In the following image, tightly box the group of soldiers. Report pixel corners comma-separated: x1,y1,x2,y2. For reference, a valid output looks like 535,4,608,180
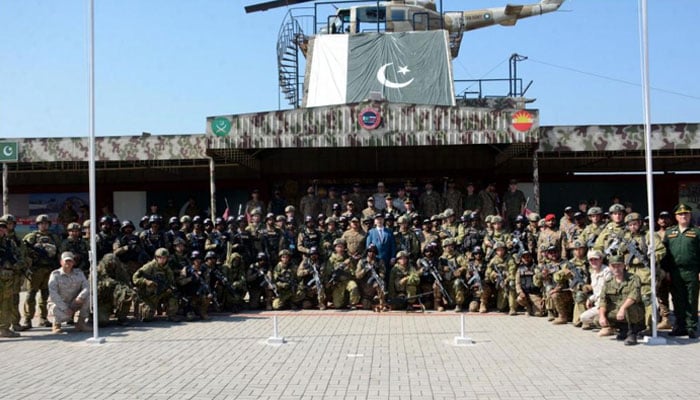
0,182,697,346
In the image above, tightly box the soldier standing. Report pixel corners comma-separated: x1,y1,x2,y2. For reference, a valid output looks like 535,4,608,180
244,189,265,220
579,207,604,248
593,203,626,253
341,216,366,260
502,179,526,228
22,214,60,329
467,246,488,312
247,252,274,310
96,216,116,262
113,220,146,276
60,222,90,277
486,242,517,315
2,215,28,333
299,186,320,220
419,183,442,218
536,214,564,263
567,241,591,326
463,182,481,217
0,218,23,337
478,182,499,223
662,203,700,338
297,216,321,260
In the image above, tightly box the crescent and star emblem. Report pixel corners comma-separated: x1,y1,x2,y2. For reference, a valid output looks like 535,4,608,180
376,63,414,89
2,145,13,157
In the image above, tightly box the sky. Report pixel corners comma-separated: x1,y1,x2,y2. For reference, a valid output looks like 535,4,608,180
1,0,698,138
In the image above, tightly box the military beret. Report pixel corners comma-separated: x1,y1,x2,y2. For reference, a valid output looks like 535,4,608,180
544,213,556,221
624,212,641,223
674,203,692,214
587,207,602,216
609,203,625,213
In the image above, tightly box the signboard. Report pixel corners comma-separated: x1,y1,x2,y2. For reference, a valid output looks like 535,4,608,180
0,142,18,162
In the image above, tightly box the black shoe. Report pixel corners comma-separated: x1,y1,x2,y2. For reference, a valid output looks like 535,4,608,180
669,327,687,337
615,331,626,341
624,334,638,346
688,330,697,339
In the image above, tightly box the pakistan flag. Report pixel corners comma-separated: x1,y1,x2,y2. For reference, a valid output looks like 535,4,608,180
304,30,455,107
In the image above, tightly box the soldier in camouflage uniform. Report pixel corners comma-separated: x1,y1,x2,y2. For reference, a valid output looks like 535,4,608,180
60,222,90,277
272,249,302,310
538,246,563,321
419,219,439,252
140,215,169,261
22,214,60,329
486,241,517,315
478,182,499,223
593,204,626,253
388,251,420,311
536,214,564,263
438,209,459,241
598,255,645,346
463,182,481,217
132,248,182,322
257,213,284,266
621,212,666,332
178,251,213,321
341,216,366,260
550,250,575,325
515,251,544,316
230,215,255,267
394,216,420,262
113,220,146,277
444,181,463,216
566,241,591,327
419,183,442,219
247,252,274,310
464,246,486,312
482,216,512,262
95,216,116,263
416,243,440,310
296,247,328,309
355,244,387,311
501,179,526,228
579,207,604,249
299,186,320,220
96,254,134,326
0,218,23,337
440,238,469,312
525,213,540,261
326,239,360,309
186,216,208,254
3,215,28,333
219,245,247,312
297,215,322,260
563,212,587,258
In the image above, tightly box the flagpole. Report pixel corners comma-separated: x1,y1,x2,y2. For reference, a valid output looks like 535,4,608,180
640,0,664,345
86,0,105,345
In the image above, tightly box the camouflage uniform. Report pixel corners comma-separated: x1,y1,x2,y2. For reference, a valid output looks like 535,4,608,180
272,250,303,310
59,223,90,276
0,225,23,337
466,250,488,312
593,204,626,253
326,242,360,309
355,247,387,311
132,249,181,322
393,218,421,262
296,250,328,309
3,216,28,333
96,254,135,325
485,244,517,314
220,252,247,311
416,247,440,310
515,253,544,316
438,239,468,312
567,244,591,326
550,257,576,325
22,215,60,328
388,251,420,310
599,256,645,345
247,255,274,310
340,221,366,259
419,188,442,220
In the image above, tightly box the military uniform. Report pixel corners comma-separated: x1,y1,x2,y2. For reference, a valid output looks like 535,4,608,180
326,245,360,309
663,203,700,337
4,219,27,333
60,223,90,276
355,251,387,311
485,246,517,314
419,188,443,219
341,224,366,259
550,257,576,324
96,254,135,325
0,223,23,337
272,250,303,310
388,251,420,310
296,251,328,309
132,249,181,322
567,250,591,326
247,255,274,310
22,215,60,328
220,252,247,311
515,254,544,316
599,257,645,345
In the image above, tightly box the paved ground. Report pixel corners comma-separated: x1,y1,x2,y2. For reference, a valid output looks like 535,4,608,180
1,309,698,400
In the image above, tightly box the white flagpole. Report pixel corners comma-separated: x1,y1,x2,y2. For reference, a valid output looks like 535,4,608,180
640,0,664,345
86,0,105,344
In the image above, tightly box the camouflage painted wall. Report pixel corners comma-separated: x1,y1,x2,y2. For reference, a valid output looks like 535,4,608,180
538,124,700,152
207,101,539,149
14,135,208,163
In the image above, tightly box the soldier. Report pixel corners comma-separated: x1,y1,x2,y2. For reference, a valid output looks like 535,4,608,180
510,215,529,262
567,240,591,327
383,194,401,220
132,248,182,322
559,206,576,243
297,215,321,260
361,197,378,221
579,250,611,330
341,216,366,260
502,179,526,227
186,216,208,254
416,242,440,310
580,206,604,249
22,214,60,329
598,255,645,345
96,254,134,326
525,213,540,260
538,246,563,321
257,213,283,265
387,251,419,310
218,245,247,312
463,182,481,217
459,213,484,257
57,200,79,231
662,203,700,338
419,183,442,220
549,248,575,325
593,203,626,253
394,216,420,262
355,244,387,311
621,212,666,332
464,246,487,312
247,252,274,310
0,218,23,337
486,241,517,315
419,219,439,252
230,215,255,266
321,217,343,254
2,214,28,333
478,182,499,222
393,187,409,214
164,217,185,253
179,215,193,235
246,209,264,254
563,212,587,258
372,182,388,211
483,216,512,262
244,189,265,220
296,247,327,309
515,251,544,316
47,252,90,334
94,216,115,263
178,251,214,321
439,208,459,241
113,220,146,277
341,200,356,221
444,180,463,216
440,238,469,312
326,239,359,309
205,217,229,265
299,186,320,220
536,214,564,263
655,210,674,330
268,249,298,310
59,222,90,277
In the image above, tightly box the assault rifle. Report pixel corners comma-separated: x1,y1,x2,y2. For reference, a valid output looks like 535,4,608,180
492,264,506,289
366,263,386,298
442,258,469,291
306,262,322,303
624,239,650,268
429,263,453,304
568,264,585,290
192,270,220,311
210,266,239,298
138,271,190,306
467,262,482,291
258,268,279,298
586,233,599,250
604,236,621,257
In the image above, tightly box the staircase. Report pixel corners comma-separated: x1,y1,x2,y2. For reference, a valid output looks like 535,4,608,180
277,11,309,108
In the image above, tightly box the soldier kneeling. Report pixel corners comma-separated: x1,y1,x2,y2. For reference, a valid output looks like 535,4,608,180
133,248,182,322
598,255,645,346
388,251,419,311
96,254,135,326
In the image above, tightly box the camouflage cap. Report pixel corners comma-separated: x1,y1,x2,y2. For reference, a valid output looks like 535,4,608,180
1,214,15,223
325,216,337,224
275,215,286,222
397,215,409,224
250,208,262,216
609,203,625,213
155,248,169,257
491,216,503,223
587,207,602,216
527,213,540,222
624,212,641,223
61,251,75,261
494,241,506,249
608,254,624,265
485,215,494,223
278,249,292,257
442,238,455,247
573,240,586,248
674,203,692,214
333,238,346,247
396,250,409,259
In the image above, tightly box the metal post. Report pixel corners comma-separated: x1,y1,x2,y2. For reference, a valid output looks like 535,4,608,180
2,163,8,214
86,0,104,345
532,149,540,213
208,156,216,218
639,0,665,345
453,314,473,345
267,315,286,345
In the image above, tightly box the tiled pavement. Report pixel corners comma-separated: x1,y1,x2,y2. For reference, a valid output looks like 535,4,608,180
1,310,698,400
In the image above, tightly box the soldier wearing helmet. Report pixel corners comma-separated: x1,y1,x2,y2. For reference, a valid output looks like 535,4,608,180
95,216,116,262
1,214,28,333
467,246,489,313
271,249,302,310
326,238,360,310
113,220,147,277
394,215,420,262
179,215,192,235
204,217,230,266
593,203,627,252
355,244,387,311
255,212,284,266
296,246,328,310
415,242,440,310
388,250,419,310
246,252,273,310
165,216,185,253
178,251,214,321
20,214,60,329
139,215,169,260
186,216,208,255
59,222,90,276
132,248,182,322
485,241,517,315
297,215,321,260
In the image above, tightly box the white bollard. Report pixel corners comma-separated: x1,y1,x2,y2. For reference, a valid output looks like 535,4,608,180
453,314,474,345
267,315,286,345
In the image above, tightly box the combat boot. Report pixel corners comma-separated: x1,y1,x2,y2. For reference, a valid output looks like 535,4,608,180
656,317,672,330
39,318,52,328
597,327,614,337
468,301,479,313
19,318,32,330
454,305,462,312
547,310,555,321
0,328,20,338
479,303,487,313
552,316,568,325
75,319,89,332
51,323,64,334
623,333,638,346
11,324,27,332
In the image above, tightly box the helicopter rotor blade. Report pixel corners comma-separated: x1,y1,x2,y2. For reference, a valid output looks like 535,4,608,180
245,0,316,13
